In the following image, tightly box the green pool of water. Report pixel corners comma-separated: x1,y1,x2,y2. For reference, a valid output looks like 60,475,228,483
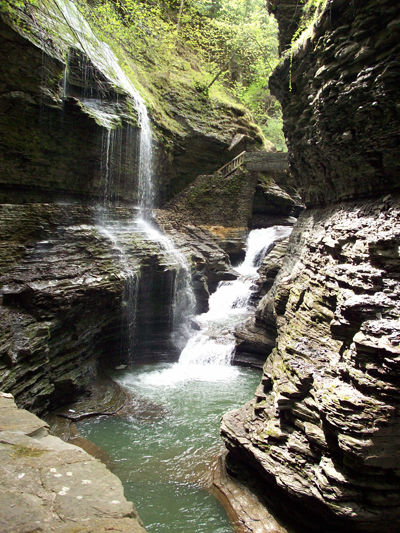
78,362,261,533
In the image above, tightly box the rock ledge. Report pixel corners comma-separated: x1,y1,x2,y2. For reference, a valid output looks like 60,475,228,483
0,391,146,533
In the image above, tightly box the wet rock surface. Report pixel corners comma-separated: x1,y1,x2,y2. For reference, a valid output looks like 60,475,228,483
162,166,300,267
268,0,400,206
210,453,292,533
0,391,147,533
155,209,237,313
0,204,188,414
252,177,303,229
222,194,400,532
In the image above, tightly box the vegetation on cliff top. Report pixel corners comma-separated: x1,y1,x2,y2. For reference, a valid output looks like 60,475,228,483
289,0,328,49
1,0,285,149
77,0,285,148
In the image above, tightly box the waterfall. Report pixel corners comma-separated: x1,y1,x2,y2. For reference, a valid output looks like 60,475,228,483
135,218,197,350
179,226,293,366
98,226,139,358
49,0,195,355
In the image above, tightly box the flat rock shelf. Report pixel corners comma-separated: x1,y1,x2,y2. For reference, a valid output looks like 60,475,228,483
0,392,146,533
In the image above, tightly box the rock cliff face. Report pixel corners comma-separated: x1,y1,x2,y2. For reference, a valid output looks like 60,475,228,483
0,0,260,413
0,204,192,413
222,1,400,531
0,1,262,206
270,0,400,206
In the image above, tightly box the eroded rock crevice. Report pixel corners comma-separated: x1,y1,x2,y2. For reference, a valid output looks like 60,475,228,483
222,190,400,532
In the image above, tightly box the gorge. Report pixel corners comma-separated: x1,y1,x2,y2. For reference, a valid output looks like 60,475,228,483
1,0,400,532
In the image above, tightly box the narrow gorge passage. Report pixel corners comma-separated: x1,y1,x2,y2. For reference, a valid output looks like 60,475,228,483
77,227,289,532
4,0,399,531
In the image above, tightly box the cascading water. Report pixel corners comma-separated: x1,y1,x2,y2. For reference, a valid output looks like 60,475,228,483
136,107,155,216
179,226,293,368
98,226,139,358
134,217,197,350
45,0,195,354
77,226,293,533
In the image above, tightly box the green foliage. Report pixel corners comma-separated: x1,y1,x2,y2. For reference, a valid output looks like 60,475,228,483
286,0,327,91
11,445,45,458
0,0,39,23
262,117,286,152
0,0,30,11
76,0,284,147
7,0,285,148
291,0,328,47
233,79,285,150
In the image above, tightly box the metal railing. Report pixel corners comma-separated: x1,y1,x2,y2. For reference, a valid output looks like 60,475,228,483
218,151,246,178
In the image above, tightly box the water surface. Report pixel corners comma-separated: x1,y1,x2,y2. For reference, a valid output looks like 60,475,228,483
78,362,261,532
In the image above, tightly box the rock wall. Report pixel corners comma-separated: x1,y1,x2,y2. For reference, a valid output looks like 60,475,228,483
223,194,400,532
0,0,258,412
221,1,400,531
0,1,262,206
0,204,188,413
269,0,400,206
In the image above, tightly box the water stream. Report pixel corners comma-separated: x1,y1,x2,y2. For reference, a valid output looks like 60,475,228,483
35,2,289,530
78,364,261,533
180,225,293,366
78,226,291,532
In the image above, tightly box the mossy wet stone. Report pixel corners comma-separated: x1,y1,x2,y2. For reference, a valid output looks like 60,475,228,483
165,167,258,230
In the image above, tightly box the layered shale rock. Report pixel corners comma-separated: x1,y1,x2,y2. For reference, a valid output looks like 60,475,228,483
252,176,303,229
222,1,400,531
269,0,400,206
164,165,301,265
222,194,400,532
0,0,262,206
0,205,192,414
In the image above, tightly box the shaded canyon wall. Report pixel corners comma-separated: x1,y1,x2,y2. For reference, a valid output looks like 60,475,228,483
0,0,262,412
222,1,400,531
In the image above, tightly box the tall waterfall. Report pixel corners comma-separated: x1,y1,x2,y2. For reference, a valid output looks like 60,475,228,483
50,0,195,355
179,226,293,366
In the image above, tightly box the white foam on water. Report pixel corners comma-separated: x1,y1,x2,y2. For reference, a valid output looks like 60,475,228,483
118,362,240,389
178,225,293,368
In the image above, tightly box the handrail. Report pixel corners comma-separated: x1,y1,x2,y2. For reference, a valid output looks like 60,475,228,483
218,151,246,178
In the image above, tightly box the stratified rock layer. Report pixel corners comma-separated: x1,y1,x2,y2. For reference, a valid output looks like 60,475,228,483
222,194,400,532
269,0,400,206
222,2,400,530
0,204,191,413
